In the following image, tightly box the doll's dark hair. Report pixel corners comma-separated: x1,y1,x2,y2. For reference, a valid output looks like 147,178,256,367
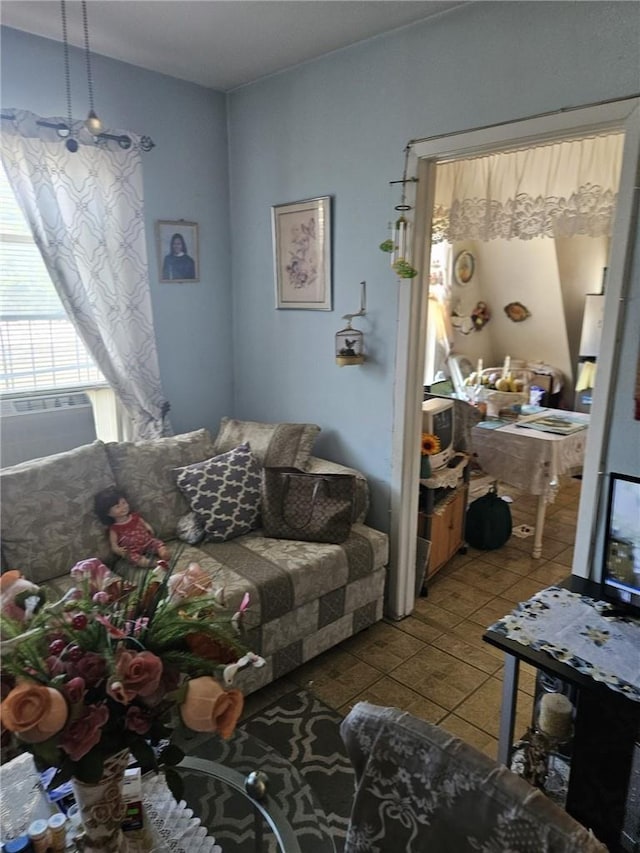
94,486,127,526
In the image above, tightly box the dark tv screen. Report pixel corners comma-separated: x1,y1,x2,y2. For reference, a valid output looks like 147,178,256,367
601,473,640,616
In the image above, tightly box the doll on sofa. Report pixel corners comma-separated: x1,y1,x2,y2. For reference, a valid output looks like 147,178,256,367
94,487,171,568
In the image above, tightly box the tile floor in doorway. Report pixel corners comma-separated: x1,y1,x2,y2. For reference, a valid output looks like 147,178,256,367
246,476,581,761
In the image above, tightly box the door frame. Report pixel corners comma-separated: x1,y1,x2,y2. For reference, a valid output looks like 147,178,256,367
387,97,640,620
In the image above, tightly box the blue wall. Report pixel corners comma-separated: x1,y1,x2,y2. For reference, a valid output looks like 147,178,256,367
227,1,640,528
2,1,639,533
0,26,234,436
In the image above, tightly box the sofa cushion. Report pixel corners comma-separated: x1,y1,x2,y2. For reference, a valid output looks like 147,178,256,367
105,429,218,540
213,418,320,469
0,442,114,583
175,444,262,542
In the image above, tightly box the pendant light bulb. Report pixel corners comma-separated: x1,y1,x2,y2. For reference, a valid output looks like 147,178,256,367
85,110,102,135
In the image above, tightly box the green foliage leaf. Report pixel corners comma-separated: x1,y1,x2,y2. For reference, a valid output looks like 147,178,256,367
392,259,418,278
164,767,184,803
72,752,105,784
128,738,157,774
159,743,184,767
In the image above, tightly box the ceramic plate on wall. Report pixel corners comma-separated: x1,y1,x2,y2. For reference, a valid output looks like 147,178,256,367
453,250,474,285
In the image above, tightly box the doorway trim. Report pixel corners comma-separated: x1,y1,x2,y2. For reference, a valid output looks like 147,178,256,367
388,97,640,620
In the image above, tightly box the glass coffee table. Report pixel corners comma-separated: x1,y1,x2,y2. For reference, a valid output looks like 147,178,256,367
0,730,337,853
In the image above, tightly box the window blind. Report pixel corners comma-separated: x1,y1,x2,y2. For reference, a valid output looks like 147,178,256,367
0,163,105,393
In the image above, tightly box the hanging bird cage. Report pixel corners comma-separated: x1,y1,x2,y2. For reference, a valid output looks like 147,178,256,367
335,321,364,367
335,281,366,366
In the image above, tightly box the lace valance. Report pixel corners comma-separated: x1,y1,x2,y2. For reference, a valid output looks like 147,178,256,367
433,133,624,242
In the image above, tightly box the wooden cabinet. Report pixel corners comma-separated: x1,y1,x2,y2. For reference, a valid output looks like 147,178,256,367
417,453,469,594
426,484,468,579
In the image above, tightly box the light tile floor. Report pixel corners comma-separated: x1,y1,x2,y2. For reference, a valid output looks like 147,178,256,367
246,476,581,761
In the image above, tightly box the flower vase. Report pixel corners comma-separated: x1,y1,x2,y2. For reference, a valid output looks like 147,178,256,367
72,749,130,853
420,455,432,479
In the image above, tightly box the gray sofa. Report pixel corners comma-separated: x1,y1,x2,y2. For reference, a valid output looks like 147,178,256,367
0,422,388,695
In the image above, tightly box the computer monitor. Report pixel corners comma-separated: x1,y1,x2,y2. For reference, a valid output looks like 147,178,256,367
601,472,640,617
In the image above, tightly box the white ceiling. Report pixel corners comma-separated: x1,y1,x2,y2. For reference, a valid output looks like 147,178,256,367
0,1,464,92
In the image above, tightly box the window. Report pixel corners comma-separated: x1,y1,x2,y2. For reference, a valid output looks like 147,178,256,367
0,162,105,393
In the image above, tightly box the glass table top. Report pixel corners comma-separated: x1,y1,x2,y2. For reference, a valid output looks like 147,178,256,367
176,727,337,853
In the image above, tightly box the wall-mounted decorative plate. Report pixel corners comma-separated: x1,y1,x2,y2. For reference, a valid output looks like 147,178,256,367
504,301,531,322
453,250,474,286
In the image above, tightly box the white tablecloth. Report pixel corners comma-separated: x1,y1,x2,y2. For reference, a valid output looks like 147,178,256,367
0,754,222,852
471,412,588,503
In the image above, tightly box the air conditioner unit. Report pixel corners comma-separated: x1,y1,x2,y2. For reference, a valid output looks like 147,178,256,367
0,392,97,468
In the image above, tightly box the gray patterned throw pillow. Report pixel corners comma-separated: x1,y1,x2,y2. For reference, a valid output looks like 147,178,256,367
174,443,261,542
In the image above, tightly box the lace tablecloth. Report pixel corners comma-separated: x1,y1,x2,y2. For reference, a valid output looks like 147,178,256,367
471,413,588,502
0,753,223,852
488,586,640,702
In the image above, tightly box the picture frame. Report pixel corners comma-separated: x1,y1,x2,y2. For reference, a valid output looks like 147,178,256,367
272,196,332,310
453,250,474,286
156,220,199,282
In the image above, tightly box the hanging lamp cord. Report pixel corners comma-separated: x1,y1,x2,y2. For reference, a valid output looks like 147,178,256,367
81,0,96,116
61,0,73,130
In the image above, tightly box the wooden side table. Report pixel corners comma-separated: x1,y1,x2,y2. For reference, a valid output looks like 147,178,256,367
418,453,470,593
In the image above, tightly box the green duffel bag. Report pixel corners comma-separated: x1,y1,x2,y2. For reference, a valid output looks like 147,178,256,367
465,484,512,550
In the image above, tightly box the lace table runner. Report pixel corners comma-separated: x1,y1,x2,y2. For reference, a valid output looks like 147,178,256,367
487,586,640,702
0,753,223,852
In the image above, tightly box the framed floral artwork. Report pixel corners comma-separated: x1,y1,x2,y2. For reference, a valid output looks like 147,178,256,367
272,196,332,310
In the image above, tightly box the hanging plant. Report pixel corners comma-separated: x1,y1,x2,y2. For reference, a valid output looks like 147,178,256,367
392,259,418,279
380,146,418,280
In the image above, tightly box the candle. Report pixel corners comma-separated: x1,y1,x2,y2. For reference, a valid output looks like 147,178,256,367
502,355,511,378
538,692,573,739
476,358,483,381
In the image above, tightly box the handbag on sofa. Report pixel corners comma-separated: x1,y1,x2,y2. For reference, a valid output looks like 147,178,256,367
262,467,355,543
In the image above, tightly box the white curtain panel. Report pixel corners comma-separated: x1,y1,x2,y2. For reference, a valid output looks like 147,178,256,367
0,110,171,439
433,132,624,242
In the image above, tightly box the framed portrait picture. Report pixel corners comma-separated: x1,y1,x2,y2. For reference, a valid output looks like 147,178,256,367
272,196,332,310
156,220,199,282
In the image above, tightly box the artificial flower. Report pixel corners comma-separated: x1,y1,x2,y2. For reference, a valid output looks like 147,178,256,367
111,648,163,700
168,562,213,602
0,546,255,796
59,704,109,761
0,571,46,627
421,432,441,456
125,704,153,735
0,682,68,742
179,676,243,737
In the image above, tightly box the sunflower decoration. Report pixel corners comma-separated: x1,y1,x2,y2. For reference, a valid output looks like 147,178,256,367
421,432,441,456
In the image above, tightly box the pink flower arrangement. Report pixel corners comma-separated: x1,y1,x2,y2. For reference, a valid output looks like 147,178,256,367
0,555,264,799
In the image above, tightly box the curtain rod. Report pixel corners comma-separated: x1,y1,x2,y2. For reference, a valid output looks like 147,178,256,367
0,112,155,152
405,93,640,150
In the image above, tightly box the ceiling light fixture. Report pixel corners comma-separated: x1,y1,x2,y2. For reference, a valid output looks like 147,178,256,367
61,0,103,151
81,0,102,135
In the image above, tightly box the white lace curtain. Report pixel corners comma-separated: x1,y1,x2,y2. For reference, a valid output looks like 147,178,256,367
1,110,171,439
432,132,624,242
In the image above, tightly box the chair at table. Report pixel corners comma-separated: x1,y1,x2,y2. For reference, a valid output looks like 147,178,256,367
340,702,606,853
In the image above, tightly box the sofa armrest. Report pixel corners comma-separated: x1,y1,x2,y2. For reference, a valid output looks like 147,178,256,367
305,456,369,523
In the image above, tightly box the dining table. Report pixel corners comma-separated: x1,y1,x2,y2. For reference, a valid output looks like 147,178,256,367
471,409,589,558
